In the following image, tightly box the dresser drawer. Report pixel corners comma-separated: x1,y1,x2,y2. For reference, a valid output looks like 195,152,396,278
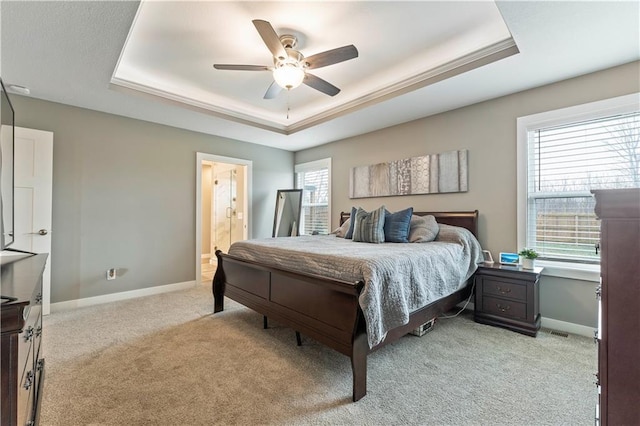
17,345,35,426
33,314,43,361
482,296,527,320
482,278,527,301
17,304,40,383
17,382,33,426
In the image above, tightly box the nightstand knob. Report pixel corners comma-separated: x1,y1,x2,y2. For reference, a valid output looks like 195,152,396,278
496,286,511,294
496,303,511,312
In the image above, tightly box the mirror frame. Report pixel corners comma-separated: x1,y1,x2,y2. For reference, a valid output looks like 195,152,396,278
272,189,303,237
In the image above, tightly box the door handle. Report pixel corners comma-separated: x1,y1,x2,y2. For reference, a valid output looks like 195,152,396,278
30,229,48,235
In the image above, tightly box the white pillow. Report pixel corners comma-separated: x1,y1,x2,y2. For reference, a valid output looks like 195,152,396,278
331,218,351,238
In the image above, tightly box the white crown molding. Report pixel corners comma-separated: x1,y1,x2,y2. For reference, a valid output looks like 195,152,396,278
110,38,519,136
289,38,519,134
109,78,288,134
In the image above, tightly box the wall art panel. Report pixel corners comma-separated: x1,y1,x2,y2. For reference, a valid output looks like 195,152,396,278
349,149,468,198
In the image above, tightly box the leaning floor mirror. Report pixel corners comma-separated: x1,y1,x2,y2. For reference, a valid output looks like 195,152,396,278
273,189,303,237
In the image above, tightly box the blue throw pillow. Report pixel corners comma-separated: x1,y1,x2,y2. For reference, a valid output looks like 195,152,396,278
352,206,386,243
345,206,358,239
384,207,414,243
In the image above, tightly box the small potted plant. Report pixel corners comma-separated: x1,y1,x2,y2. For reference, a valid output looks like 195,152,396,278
518,248,539,269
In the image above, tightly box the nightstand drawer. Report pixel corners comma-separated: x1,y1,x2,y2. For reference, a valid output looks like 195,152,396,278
482,296,527,320
482,278,527,301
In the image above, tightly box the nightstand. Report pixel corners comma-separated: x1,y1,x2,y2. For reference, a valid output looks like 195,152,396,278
473,263,543,337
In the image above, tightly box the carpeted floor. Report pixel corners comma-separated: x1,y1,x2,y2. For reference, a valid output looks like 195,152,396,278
41,284,597,425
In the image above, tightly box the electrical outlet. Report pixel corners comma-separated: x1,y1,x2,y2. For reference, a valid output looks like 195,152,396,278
106,268,117,280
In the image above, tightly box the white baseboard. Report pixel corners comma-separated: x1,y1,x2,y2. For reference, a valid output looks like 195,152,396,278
462,302,595,338
50,280,197,313
541,317,595,338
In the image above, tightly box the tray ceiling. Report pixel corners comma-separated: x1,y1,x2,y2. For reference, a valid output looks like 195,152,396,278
111,1,517,134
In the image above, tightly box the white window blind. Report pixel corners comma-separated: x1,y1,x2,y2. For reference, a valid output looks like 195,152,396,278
526,111,640,263
295,159,331,235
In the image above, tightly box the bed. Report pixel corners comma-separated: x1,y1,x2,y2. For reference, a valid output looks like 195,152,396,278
212,210,481,401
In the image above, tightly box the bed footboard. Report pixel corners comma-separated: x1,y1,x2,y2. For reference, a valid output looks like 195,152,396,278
213,253,473,402
213,250,369,401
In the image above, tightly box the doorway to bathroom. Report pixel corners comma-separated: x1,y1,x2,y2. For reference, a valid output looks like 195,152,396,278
196,153,252,285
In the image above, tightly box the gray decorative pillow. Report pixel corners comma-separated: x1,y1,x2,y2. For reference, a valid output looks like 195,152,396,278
332,218,351,238
435,223,467,243
409,215,439,243
352,206,386,243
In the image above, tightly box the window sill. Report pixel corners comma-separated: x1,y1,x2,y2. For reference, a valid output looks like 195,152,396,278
537,260,600,282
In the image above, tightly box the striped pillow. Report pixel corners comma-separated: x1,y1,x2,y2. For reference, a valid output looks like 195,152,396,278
352,206,386,243
344,206,358,239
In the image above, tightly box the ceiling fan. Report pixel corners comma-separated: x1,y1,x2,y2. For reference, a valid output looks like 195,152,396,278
214,19,358,99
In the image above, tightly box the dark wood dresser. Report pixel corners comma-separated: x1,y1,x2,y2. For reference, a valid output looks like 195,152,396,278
1,253,48,426
592,188,640,426
473,263,542,337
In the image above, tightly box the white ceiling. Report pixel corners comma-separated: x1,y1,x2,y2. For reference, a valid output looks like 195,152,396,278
1,1,639,152
112,1,516,133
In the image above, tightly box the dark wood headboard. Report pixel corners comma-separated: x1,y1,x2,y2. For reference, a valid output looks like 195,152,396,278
340,210,479,238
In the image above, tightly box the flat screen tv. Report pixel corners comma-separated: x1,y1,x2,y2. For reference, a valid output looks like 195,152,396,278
0,78,15,250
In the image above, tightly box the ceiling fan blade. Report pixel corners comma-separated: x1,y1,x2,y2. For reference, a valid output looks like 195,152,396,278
305,45,358,69
303,73,340,96
252,19,287,60
213,64,270,71
263,81,283,99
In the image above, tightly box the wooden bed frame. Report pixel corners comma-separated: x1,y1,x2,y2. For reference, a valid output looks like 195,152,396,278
212,210,479,401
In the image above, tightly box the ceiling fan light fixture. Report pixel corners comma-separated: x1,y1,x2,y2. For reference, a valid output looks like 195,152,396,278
213,20,357,98
273,62,305,90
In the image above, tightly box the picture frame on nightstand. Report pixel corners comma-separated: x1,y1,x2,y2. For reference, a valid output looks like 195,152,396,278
499,252,519,265
482,250,494,264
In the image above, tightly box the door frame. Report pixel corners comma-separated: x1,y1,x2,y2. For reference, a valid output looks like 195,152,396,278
195,152,252,285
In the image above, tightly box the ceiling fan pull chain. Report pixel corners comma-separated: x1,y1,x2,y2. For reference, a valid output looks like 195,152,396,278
287,90,291,120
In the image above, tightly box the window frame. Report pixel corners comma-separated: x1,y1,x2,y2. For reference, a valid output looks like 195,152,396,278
294,158,331,236
517,92,639,282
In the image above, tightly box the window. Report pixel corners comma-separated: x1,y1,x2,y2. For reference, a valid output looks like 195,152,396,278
517,93,639,277
295,158,331,235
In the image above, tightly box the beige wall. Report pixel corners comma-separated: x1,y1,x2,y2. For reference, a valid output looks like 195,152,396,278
295,60,640,328
12,96,294,304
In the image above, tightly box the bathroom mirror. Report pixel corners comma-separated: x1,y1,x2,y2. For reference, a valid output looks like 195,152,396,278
272,189,303,237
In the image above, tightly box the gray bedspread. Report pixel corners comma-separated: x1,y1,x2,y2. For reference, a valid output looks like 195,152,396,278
227,224,484,348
